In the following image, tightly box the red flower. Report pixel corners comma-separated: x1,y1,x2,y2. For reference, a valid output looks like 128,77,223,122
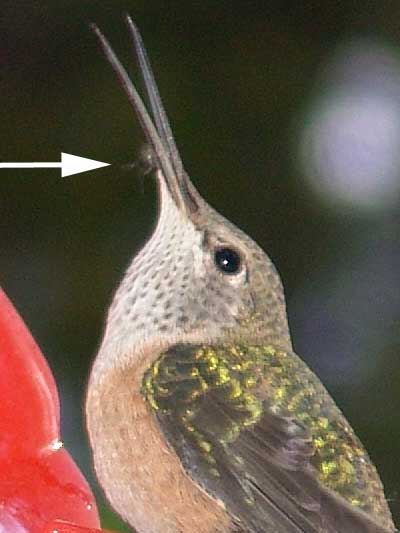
0,288,114,532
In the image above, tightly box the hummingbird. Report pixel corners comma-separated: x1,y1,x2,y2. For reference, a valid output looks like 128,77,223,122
86,17,395,533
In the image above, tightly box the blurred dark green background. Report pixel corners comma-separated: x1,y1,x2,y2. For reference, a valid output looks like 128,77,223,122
1,2,399,530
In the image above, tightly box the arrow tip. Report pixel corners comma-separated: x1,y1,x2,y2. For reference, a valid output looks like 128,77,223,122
61,152,110,177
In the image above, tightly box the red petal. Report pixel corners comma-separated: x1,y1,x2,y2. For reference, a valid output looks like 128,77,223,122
0,288,59,455
0,288,101,531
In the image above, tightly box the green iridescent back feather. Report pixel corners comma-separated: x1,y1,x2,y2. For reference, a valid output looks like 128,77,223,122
142,343,393,531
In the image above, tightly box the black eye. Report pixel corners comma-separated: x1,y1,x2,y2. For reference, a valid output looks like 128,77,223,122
214,247,242,274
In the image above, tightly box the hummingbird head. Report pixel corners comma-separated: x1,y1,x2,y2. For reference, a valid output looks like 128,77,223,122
93,17,291,367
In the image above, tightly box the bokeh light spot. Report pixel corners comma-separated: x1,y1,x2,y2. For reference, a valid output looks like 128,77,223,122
300,39,400,211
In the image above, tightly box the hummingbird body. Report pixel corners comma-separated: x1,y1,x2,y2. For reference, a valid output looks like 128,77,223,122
86,18,395,532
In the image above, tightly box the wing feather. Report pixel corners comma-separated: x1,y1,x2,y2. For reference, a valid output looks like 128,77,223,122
142,343,394,532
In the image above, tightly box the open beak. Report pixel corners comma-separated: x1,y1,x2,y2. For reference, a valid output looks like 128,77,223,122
91,16,199,215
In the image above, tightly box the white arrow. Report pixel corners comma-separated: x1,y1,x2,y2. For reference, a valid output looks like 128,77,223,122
0,152,110,178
